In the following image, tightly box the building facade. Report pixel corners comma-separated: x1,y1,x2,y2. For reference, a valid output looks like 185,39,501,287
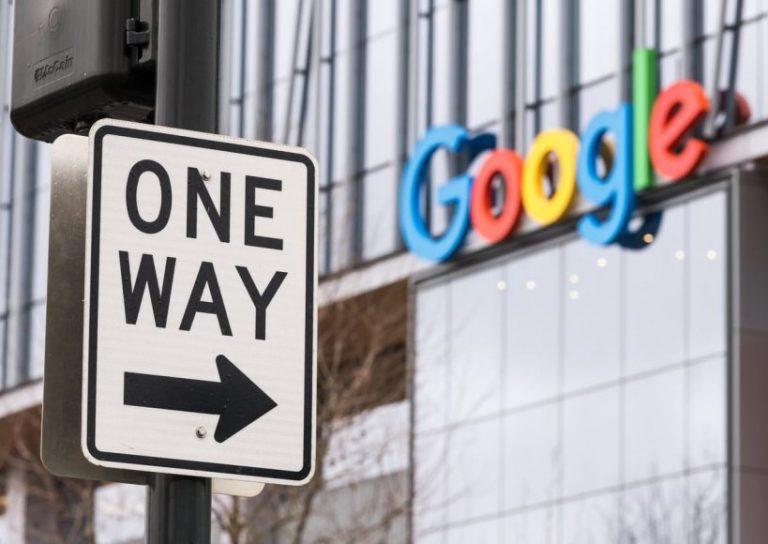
2,0,768,542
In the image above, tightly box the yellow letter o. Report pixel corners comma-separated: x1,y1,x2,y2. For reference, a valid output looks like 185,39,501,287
522,129,580,225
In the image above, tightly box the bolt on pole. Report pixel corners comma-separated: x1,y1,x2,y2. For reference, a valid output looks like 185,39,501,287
147,0,220,542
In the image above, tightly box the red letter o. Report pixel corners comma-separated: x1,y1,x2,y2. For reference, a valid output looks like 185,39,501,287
470,149,523,243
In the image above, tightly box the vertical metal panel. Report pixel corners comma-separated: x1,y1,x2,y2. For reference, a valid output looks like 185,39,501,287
240,0,259,139
235,0,248,138
447,0,468,127
533,0,542,132
707,0,728,135
217,0,233,136
0,132,16,389
514,0,527,151
394,0,410,250
346,0,366,264
634,0,646,47
256,0,276,140
6,137,36,385
681,0,702,80
224,0,245,137
322,0,337,274
501,0,516,148
295,1,315,147
619,0,635,103
282,0,308,143
724,0,745,131
559,0,577,129
407,0,422,150
726,167,768,544
0,0,12,121
395,0,411,169
311,0,323,151
0,0,15,389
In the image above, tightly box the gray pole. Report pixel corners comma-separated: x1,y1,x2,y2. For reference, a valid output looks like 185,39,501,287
147,0,220,542
154,0,220,131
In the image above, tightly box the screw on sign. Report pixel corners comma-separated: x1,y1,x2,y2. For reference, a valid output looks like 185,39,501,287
82,120,317,485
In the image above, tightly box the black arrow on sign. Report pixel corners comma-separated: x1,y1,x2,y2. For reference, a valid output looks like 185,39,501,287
123,354,277,443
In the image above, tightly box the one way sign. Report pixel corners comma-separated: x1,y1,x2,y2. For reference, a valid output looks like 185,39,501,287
81,120,317,485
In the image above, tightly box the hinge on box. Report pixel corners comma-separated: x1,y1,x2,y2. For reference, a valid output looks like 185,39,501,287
126,17,152,65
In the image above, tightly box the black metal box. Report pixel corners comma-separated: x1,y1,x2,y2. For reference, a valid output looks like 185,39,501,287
10,0,155,142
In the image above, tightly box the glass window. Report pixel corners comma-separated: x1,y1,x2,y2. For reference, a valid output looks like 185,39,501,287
624,205,686,375
332,52,351,183
274,0,302,81
624,368,686,483
240,3,258,141
503,404,559,509
505,506,558,543
28,303,45,380
687,468,726,542
224,0,244,137
540,0,561,99
524,0,538,102
330,182,351,271
688,358,727,468
659,51,684,89
448,266,504,424
578,79,620,132
561,493,620,543
467,0,503,128
505,249,560,408
688,192,727,359
0,317,5,388
414,432,450,536
271,79,291,145
367,2,399,37
316,62,333,185
415,10,432,137
579,0,618,83
415,285,450,435
622,476,686,541
562,388,621,497
334,0,352,55
660,1,683,52
364,33,397,169
319,190,329,275
413,189,729,542
362,167,398,260
563,242,621,392
31,187,49,303
447,419,502,523
0,209,10,310
733,20,768,124
738,0,768,22
446,517,501,544
431,5,452,125
524,0,562,142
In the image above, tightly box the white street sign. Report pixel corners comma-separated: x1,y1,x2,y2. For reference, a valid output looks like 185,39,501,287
81,120,317,485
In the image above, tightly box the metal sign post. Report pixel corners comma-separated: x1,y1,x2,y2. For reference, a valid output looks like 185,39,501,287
38,1,316,541
149,1,220,542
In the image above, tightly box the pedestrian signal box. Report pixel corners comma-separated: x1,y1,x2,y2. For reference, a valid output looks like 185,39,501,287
11,0,156,142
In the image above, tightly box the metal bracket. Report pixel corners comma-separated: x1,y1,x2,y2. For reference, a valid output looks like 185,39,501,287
126,17,151,65
126,0,157,67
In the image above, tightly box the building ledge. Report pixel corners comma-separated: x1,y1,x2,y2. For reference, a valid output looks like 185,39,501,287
0,380,43,421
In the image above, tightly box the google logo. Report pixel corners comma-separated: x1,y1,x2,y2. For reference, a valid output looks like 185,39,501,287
399,48,748,262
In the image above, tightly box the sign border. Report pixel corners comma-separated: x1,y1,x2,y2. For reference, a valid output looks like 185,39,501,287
83,122,316,482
